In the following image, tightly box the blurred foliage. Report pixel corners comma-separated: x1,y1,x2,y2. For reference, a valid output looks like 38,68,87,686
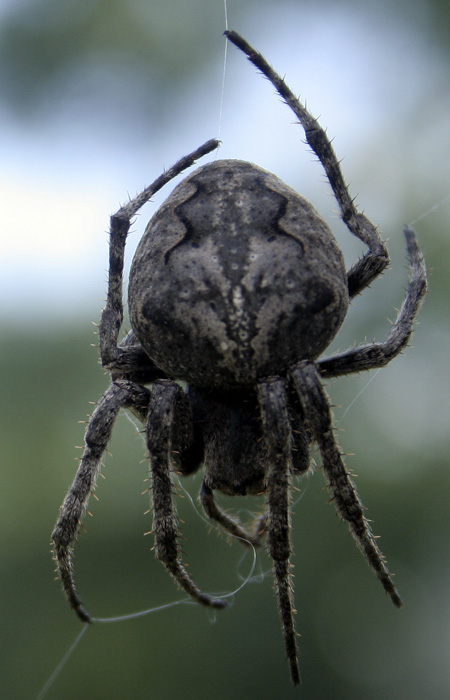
1,319,448,700
0,0,234,126
1,0,450,122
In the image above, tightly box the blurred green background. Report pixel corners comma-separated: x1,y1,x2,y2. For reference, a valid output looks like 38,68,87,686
1,1,449,698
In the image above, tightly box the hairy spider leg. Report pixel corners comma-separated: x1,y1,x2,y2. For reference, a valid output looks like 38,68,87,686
318,227,427,377
52,380,151,622
99,139,220,374
257,378,300,686
224,30,389,298
199,481,264,547
146,380,227,609
291,362,402,608
52,141,220,622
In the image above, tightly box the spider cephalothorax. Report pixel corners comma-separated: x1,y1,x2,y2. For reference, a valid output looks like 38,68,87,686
52,30,427,685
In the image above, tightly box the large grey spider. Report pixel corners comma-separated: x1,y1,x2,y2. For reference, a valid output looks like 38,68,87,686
52,30,427,685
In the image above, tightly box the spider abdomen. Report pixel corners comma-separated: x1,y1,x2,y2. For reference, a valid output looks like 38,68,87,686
128,160,348,387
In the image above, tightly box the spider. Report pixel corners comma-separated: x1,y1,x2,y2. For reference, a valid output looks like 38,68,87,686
52,30,427,685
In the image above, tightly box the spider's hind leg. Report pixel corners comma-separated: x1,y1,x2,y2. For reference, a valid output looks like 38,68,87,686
147,380,227,609
318,226,427,378
99,139,219,374
225,30,389,297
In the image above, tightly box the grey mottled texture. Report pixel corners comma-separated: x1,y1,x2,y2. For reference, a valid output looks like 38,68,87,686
129,160,348,388
52,32,427,687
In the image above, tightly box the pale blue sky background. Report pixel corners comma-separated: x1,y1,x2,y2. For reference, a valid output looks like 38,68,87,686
2,1,448,319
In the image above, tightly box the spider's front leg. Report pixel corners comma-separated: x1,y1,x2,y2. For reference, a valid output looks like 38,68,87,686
146,380,227,609
257,378,300,686
291,361,402,608
52,380,151,622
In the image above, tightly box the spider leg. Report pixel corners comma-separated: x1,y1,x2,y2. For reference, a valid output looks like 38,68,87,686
199,480,263,547
99,139,219,375
147,380,227,609
257,378,300,686
225,30,389,296
291,361,403,608
52,380,151,622
318,227,427,378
